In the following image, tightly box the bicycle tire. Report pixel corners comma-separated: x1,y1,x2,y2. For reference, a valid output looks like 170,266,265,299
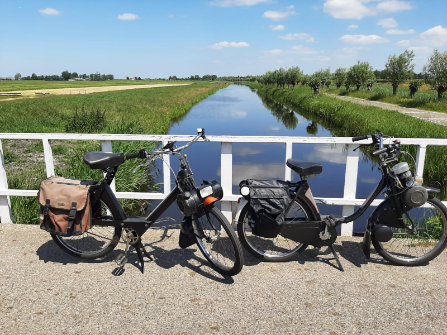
237,197,314,262
372,197,447,266
51,199,122,259
192,205,243,276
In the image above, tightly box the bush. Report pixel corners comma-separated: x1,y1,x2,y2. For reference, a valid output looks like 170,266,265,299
66,106,106,133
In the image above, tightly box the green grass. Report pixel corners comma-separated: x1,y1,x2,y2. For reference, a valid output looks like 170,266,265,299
0,79,191,92
248,82,447,190
2,81,229,223
326,83,447,113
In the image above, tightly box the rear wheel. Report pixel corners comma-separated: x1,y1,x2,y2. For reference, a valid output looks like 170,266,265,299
372,198,447,266
237,198,313,262
51,199,122,259
192,205,243,276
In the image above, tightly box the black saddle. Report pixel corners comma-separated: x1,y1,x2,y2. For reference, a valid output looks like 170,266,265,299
286,159,322,179
83,151,125,170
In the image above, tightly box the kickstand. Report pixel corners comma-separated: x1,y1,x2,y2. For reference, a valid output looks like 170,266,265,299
133,241,153,274
328,245,344,272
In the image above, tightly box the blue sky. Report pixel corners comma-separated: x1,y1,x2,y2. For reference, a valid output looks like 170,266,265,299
1,0,446,79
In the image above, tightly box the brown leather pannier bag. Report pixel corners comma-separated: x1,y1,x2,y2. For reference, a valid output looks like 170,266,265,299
38,176,96,236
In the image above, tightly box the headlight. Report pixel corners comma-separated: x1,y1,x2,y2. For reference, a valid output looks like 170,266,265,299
199,185,213,199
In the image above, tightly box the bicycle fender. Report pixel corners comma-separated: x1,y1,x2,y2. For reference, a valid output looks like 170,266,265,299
369,198,405,228
232,198,248,226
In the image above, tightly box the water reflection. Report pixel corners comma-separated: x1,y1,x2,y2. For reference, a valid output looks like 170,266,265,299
260,96,298,130
306,121,318,135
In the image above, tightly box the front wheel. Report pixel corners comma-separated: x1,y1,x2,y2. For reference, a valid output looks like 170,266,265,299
192,205,243,276
237,198,314,262
372,197,447,266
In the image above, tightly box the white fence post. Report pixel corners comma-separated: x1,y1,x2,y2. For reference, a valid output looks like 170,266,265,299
415,145,426,179
162,140,171,195
0,140,13,223
42,138,55,178
285,141,292,181
101,140,116,192
221,142,233,222
341,144,360,236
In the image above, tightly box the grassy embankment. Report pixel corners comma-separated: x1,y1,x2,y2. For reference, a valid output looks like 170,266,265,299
1,82,229,223
0,80,191,92
247,82,447,192
325,83,447,113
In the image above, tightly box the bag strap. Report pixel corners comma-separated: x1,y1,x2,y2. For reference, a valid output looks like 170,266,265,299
43,199,50,216
66,202,77,231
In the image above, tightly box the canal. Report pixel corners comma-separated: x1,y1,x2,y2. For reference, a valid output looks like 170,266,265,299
149,84,383,233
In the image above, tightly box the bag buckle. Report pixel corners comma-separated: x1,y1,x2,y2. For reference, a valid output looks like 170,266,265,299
66,202,77,230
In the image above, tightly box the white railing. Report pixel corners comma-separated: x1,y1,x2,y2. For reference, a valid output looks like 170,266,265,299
0,133,445,236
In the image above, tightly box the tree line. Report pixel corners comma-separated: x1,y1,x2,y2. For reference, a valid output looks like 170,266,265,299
15,71,114,81
256,49,447,101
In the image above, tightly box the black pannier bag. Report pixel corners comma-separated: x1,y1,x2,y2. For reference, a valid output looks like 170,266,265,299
240,179,292,238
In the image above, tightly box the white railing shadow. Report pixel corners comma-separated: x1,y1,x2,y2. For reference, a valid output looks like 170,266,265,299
0,133,444,236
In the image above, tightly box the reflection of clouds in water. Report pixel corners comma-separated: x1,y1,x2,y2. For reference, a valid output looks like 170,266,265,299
233,147,263,156
269,126,280,131
360,178,377,184
230,111,248,119
217,163,285,185
304,144,346,164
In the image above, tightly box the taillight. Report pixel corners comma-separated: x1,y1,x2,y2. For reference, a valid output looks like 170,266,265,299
237,197,241,203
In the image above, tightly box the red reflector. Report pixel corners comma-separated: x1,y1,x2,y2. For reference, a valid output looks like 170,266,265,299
237,197,241,203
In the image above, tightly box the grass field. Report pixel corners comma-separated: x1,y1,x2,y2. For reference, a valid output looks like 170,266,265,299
248,82,447,192
325,83,447,113
1,81,229,223
0,79,191,92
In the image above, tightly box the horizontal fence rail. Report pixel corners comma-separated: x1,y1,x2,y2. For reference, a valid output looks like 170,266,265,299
1,133,446,236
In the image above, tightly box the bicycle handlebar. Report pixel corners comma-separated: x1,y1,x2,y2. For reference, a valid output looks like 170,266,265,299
372,147,388,156
352,135,368,142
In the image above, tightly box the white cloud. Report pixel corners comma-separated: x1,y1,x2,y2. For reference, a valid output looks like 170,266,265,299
217,163,285,184
208,41,249,49
323,0,412,19
209,0,269,6
269,126,280,131
117,13,139,20
376,0,413,12
385,29,416,35
305,144,346,164
269,25,285,31
168,14,174,18
291,45,324,54
300,56,331,61
332,46,367,59
339,34,389,44
212,60,222,63
279,33,315,43
377,18,398,28
396,39,410,46
263,49,284,55
348,24,359,29
407,46,434,54
262,8,296,21
323,0,373,19
419,25,447,47
38,8,59,16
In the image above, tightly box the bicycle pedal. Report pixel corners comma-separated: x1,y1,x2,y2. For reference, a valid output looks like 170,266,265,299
115,253,128,267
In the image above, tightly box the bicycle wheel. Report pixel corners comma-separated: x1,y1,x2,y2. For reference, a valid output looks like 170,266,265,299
372,198,447,266
192,205,243,276
51,199,122,259
237,198,314,262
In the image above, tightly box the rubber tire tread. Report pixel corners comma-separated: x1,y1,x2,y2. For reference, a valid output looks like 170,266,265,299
237,197,314,262
194,205,244,276
372,197,447,266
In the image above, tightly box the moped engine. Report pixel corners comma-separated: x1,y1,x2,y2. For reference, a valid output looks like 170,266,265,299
391,162,428,208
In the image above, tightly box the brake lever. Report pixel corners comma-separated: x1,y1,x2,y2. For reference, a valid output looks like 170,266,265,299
353,143,370,152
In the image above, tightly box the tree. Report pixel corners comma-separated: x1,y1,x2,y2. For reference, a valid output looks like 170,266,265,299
385,50,415,95
61,70,71,80
301,74,310,86
347,61,374,90
126,76,129,80
276,68,286,88
71,72,79,79
409,79,423,97
334,68,347,88
138,77,141,80
314,68,331,88
309,76,321,94
422,49,447,101
287,66,302,89
14,73,21,80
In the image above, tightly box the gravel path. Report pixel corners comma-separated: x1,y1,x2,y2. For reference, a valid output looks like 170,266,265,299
326,93,447,126
1,223,446,335
0,84,189,101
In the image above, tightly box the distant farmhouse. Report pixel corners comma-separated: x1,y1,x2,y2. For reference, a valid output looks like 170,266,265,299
0,77,13,81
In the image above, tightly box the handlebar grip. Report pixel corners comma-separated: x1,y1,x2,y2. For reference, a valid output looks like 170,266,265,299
352,135,368,142
372,147,388,156
125,149,146,160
